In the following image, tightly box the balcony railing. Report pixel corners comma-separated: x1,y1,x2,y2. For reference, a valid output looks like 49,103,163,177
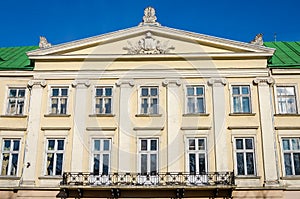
61,172,234,187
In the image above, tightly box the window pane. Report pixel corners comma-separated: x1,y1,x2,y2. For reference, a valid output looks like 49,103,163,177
199,154,206,173
11,154,18,175
197,98,204,113
293,153,300,175
242,86,249,94
141,99,148,114
56,153,63,175
236,139,243,149
61,89,68,96
187,87,194,96
103,154,109,175
292,139,300,150
232,87,240,95
106,88,112,96
245,139,253,149
94,140,100,151
48,140,55,150
105,98,112,113
150,88,157,96
4,140,11,151
57,140,64,150
93,154,100,174
47,153,54,175
103,140,110,151
284,153,292,175
18,89,25,97
151,98,158,114
13,140,20,151
187,98,195,113
198,139,205,150
52,89,59,96
196,87,203,95
150,154,157,173
285,87,295,95
150,140,157,151
141,140,147,151
242,97,250,113
96,88,103,96
141,154,147,174
141,88,148,96
9,89,17,97
283,139,290,150
233,96,241,113
237,153,245,175
189,153,196,173
1,154,9,175
189,139,195,150
246,153,255,175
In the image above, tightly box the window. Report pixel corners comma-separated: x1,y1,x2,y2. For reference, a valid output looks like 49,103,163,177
139,139,158,174
234,138,256,175
187,138,207,174
6,88,25,115
92,139,111,175
186,86,205,114
282,138,300,175
140,87,159,114
232,85,251,113
276,86,297,114
0,139,20,176
95,87,112,114
45,139,65,176
50,87,68,114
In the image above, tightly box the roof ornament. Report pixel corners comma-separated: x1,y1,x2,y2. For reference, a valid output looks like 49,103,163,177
250,33,263,46
39,36,52,49
123,32,175,54
139,7,161,26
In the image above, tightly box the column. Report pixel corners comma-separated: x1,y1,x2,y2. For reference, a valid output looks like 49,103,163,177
71,80,90,172
208,78,229,172
254,77,279,185
163,79,182,172
22,80,46,186
116,80,135,172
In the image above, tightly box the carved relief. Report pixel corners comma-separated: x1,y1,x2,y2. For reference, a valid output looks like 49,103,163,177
123,32,175,54
39,36,52,48
139,7,161,26
250,33,264,46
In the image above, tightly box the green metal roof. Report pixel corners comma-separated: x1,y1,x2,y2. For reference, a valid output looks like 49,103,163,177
264,41,300,68
0,46,38,70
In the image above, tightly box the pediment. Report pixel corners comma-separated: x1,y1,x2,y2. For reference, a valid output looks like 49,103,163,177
27,25,274,59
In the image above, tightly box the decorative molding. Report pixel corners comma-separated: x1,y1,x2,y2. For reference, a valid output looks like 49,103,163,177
89,114,115,117
207,78,227,86
0,115,27,118
228,126,259,130
229,113,256,116
44,114,71,117
133,127,164,131
0,127,27,131
27,80,47,88
182,113,210,117
181,126,211,130
123,32,175,54
39,36,52,49
41,127,71,131
72,79,90,88
116,80,135,87
162,79,181,87
253,77,274,85
135,114,162,117
86,127,117,131
139,7,161,26
275,126,300,130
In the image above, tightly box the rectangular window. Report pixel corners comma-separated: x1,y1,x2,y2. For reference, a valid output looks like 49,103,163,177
187,138,207,174
6,88,26,115
232,85,251,113
50,87,68,114
92,139,111,175
186,86,205,114
139,139,158,174
282,138,300,175
95,87,112,114
234,138,256,175
0,139,20,176
276,86,297,114
45,139,65,176
140,87,159,114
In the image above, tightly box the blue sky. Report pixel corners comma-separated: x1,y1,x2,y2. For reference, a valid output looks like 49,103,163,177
0,0,299,47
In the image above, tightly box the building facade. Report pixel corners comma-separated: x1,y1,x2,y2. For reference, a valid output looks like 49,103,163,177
0,7,300,199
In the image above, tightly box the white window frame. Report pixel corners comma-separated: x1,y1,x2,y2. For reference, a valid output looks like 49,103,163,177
185,85,206,114
5,87,26,115
138,86,159,115
90,138,111,175
185,137,207,173
48,86,70,115
281,137,300,176
274,85,299,114
233,137,256,176
230,85,252,113
44,138,65,176
93,86,113,114
0,139,21,176
137,138,159,174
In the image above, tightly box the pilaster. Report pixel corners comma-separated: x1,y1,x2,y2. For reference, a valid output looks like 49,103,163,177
21,80,46,186
208,78,228,172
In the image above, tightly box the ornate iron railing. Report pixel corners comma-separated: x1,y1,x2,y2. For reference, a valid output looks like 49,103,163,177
61,172,234,186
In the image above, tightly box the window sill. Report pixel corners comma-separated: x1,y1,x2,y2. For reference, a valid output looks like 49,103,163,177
0,115,27,118
89,114,115,117
135,114,162,117
38,176,63,180
274,114,300,117
183,113,209,117
281,176,300,180
44,114,71,117
0,176,21,180
235,176,260,179
229,113,256,116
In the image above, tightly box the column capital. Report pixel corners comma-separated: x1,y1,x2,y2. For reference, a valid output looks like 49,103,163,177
162,79,181,87
207,78,227,86
116,79,135,87
72,79,90,88
27,80,47,89
253,77,274,86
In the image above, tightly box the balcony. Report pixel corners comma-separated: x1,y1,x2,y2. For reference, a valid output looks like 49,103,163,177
58,172,235,198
